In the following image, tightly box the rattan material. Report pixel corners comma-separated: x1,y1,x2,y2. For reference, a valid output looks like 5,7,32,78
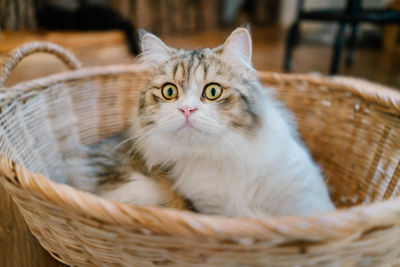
0,42,399,267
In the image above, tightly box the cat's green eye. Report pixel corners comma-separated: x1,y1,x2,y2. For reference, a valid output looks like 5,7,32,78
161,83,178,100
203,83,223,101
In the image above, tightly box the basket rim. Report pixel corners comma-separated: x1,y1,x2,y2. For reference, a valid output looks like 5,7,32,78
1,63,400,114
1,64,400,241
1,155,400,241
258,72,400,113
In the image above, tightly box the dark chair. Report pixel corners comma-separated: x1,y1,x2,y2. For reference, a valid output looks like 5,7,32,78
283,0,400,75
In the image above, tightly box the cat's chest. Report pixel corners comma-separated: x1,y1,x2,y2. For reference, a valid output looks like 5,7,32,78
171,163,257,211
175,166,235,193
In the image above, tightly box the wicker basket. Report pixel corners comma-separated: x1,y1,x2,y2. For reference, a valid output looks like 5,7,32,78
1,42,400,267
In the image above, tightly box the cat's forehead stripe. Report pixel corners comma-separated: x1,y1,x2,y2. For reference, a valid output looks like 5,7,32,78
172,61,186,81
203,63,209,80
188,51,200,77
180,62,186,79
170,51,209,91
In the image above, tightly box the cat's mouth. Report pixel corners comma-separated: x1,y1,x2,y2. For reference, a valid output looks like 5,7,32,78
176,119,209,134
179,120,197,130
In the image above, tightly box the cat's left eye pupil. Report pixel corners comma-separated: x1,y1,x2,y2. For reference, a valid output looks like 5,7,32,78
167,87,173,96
211,88,216,96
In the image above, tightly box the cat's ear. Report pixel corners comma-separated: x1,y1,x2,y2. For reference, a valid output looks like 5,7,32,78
218,27,254,72
139,30,171,66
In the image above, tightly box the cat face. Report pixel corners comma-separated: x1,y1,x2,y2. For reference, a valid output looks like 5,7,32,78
135,28,263,149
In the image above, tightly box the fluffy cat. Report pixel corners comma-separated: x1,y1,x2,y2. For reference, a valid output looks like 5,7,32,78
69,27,334,217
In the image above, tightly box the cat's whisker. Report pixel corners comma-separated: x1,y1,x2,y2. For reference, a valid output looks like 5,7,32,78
129,124,165,158
114,123,153,148
112,124,158,161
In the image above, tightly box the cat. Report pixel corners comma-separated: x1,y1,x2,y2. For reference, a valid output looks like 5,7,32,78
68,27,334,217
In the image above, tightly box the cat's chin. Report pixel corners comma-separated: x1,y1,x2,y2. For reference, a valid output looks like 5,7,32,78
178,120,197,130
171,120,210,135
161,126,218,147
174,128,208,141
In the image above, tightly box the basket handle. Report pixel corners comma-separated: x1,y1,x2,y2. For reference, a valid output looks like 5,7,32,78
0,41,82,88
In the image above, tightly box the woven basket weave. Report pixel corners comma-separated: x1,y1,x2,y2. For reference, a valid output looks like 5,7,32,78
1,42,400,267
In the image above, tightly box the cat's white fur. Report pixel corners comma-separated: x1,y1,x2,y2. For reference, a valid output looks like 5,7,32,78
99,172,165,205
131,28,334,217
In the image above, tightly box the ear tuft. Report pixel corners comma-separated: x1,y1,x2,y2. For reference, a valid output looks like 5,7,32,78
138,31,170,67
138,29,148,41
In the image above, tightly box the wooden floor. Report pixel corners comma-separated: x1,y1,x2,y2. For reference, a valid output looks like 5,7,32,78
0,26,399,267
1,26,399,88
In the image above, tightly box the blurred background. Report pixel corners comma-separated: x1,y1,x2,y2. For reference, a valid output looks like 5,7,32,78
0,0,399,88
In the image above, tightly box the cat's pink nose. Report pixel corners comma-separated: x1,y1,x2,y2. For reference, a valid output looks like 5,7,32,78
178,106,198,118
